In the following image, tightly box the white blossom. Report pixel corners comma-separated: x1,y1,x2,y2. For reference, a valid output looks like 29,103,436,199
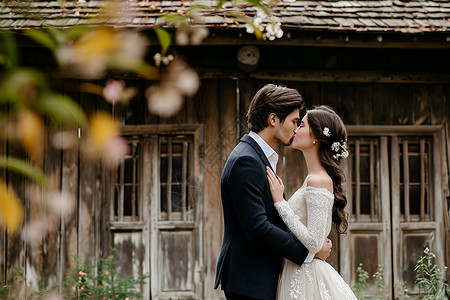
174,68,200,97
190,27,209,45
255,7,268,19
146,84,184,117
323,127,331,137
332,141,340,152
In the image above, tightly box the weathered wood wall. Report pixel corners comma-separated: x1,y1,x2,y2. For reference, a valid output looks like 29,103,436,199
1,41,449,299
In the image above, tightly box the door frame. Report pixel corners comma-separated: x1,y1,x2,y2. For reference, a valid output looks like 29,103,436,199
122,124,204,300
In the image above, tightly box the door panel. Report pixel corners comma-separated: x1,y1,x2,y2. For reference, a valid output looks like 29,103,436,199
159,231,194,292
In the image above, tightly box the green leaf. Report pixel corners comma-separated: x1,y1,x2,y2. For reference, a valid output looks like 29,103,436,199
25,29,57,52
216,0,228,8
0,32,18,66
244,0,263,7
35,93,87,128
155,28,171,55
57,0,66,8
0,156,47,186
188,3,210,11
66,25,88,41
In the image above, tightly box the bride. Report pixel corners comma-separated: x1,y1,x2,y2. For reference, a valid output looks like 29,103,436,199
266,106,357,300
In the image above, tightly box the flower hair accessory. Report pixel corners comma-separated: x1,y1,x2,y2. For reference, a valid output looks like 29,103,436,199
331,140,349,161
323,127,331,137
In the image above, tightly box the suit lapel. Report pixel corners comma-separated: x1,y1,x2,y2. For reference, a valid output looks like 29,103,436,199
240,134,276,174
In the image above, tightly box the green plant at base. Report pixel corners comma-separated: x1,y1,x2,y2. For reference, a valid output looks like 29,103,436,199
414,247,449,300
353,263,369,299
394,280,409,299
64,247,150,300
373,264,385,299
0,267,23,298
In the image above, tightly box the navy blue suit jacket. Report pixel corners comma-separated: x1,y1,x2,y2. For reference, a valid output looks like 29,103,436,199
214,134,309,300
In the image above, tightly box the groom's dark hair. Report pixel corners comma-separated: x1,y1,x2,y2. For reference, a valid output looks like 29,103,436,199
247,84,304,133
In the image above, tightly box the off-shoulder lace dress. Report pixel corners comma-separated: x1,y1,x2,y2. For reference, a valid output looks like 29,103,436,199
274,186,357,300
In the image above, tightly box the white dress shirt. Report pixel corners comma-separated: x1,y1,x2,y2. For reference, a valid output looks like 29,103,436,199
247,131,314,263
249,131,278,172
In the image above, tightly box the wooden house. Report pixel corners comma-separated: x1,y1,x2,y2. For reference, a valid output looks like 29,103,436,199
1,0,450,299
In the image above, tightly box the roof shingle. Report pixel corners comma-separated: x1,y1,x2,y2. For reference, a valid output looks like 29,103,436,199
1,0,449,33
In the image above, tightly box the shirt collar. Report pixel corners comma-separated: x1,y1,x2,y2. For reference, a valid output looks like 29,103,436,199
248,131,279,169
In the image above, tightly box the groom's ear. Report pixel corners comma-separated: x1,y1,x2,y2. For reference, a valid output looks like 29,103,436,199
268,113,278,127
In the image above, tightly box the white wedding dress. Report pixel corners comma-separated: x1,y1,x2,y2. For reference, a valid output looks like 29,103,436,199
274,186,357,300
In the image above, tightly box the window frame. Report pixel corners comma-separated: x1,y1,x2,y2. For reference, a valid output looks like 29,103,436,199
109,137,144,230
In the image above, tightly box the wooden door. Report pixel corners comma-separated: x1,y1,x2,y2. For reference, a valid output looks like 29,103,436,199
145,125,204,300
340,126,447,299
110,125,203,300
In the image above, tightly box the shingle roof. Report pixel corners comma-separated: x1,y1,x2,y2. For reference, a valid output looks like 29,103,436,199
1,0,450,34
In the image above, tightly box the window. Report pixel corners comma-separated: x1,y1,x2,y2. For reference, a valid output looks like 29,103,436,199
113,139,141,222
159,136,194,222
349,138,380,222
398,138,431,222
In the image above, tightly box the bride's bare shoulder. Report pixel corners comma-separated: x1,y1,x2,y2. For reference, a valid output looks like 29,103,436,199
306,174,333,194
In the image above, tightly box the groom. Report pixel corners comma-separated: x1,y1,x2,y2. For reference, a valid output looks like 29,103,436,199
214,84,332,300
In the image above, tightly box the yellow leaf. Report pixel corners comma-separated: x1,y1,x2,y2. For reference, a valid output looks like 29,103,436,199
89,111,119,150
74,28,118,62
0,181,24,234
17,110,44,161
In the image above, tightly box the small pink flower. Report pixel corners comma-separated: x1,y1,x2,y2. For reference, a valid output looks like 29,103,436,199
72,285,76,291
78,271,83,277
81,286,85,290
106,271,109,275
125,298,129,300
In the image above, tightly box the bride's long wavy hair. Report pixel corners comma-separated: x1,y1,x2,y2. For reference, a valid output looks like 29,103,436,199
306,106,349,234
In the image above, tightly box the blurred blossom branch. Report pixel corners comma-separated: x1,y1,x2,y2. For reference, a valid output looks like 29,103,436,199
0,0,280,241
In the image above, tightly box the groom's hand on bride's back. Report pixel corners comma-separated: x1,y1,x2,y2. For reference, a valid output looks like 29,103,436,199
314,238,332,261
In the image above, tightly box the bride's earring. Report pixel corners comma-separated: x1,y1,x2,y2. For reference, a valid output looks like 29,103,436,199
313,141,316,144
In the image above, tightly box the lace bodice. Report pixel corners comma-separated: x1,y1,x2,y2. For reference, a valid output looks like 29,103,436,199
274,186,334,253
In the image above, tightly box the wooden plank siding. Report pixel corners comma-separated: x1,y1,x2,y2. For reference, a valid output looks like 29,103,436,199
1,58,450,298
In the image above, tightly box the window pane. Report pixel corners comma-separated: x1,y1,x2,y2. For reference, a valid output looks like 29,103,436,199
359,155,370,183
172,185,182,213
400,186,405,215
172,156,183,183
409,155,420,182
114,186,119,218
124,159,133,183
161,143,168,154
112,140,140,221
124,185,132,216
159,137,192,221
173,143,183,154
352,184,356,214
161,185,167,213
360,185,371,215
399,151,404,181
410,186,420,215
160,157,168,183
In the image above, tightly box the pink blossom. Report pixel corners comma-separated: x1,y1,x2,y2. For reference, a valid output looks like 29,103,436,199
103,79,124,105
78,271,84,277
103,136,129,161
48,190,75,217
